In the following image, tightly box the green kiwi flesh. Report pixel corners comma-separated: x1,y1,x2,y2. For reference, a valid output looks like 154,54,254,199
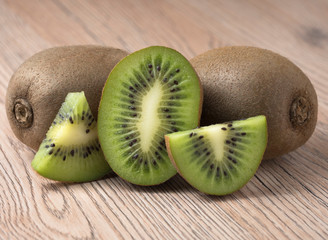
165,115,267,195
32,92,111,182
98,46,202,186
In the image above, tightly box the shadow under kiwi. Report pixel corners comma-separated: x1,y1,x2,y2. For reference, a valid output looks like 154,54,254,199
109,174,197,195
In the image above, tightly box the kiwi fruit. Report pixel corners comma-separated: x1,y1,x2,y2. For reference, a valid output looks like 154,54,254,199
165,115,267,195
190,46,318,160
32,91,111,182
6,45,128,151
98,46,202,186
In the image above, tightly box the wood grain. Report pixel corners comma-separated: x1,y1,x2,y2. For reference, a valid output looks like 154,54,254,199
1,0,327,239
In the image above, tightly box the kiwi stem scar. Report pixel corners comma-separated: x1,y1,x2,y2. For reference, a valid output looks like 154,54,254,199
136,80,163,152
13,98,33,128
206,125,228,161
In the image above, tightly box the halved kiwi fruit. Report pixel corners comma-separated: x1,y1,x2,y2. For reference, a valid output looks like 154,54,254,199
32,92,111,182
98,46,202,186
165,115,267,195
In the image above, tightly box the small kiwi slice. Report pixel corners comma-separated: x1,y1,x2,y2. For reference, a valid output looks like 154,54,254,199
98,46,202,186
32,92,111,182
165,115,267,195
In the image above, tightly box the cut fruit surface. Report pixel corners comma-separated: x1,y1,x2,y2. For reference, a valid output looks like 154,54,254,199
31,92,111,182
98,46,202,185
165,115,267,195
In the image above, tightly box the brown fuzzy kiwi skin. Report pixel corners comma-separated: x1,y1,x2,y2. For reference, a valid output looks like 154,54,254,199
5,45,128,150
190,46,318,160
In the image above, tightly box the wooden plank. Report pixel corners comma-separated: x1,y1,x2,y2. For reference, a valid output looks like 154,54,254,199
0,0,327,239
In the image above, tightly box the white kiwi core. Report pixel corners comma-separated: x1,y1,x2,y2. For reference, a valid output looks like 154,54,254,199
49,122,97,146
205,125,228,161
137,80,163,152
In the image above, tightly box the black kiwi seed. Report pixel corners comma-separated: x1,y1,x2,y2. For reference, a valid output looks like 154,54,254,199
152,160,157,165
171,121,176,125
69,117,73,124
231,138,237,142
203,148,208,152
157,66,161,71
88,119,94,126
166,115,171,119
70,150,74,157
133,154,138,159
172,127,178,132
174,80,179,85
229,149,234,154
49,150,53,155
50,143,55,147
158,146,163,151
241,132,247,136
86,129,90,133
228,123,233,127
163,108,169,112
163,78,168,83
87,147,91,155
148,64,152,68
170,89,176,92
231,128,235,130
189,133,193,137
226,140,231,144
129,94,134,98
224,171,227,176
221,127,227,130
206,152,210,156
62,156,66,161
199,136,204,139
210,164,214,170
45,145,49,148
176,69,180,73
129,106,136,110
129,86,136,92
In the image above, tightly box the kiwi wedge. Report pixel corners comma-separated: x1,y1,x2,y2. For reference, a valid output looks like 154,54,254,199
165,115,267,195
98,46,202,186
32,92,111,182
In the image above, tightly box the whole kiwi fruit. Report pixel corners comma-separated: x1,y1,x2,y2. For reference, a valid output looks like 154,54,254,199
190,46,318,160
6,45,128,150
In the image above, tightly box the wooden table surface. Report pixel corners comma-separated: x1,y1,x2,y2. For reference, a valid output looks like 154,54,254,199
1,0,327,239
